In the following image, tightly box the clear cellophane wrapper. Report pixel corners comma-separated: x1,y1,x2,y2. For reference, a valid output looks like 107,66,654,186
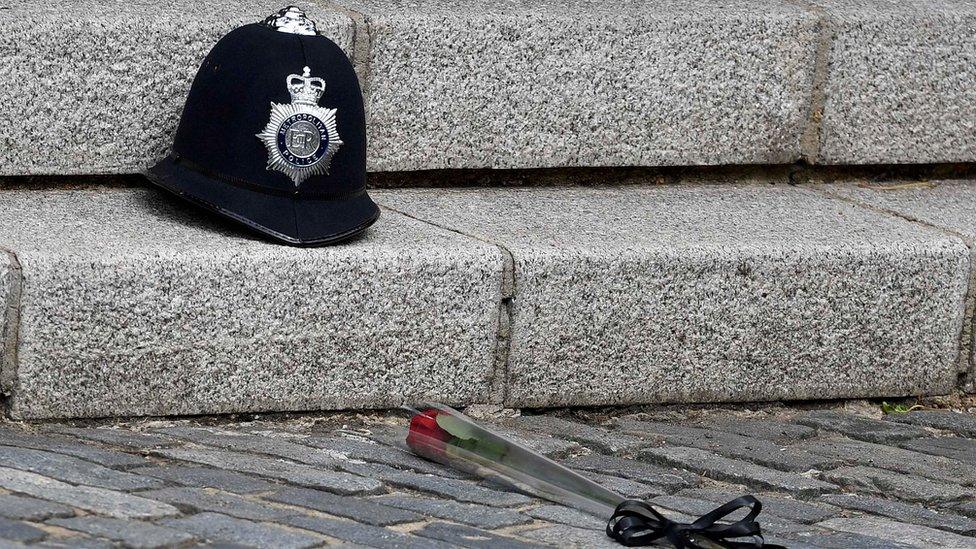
402,404,624,517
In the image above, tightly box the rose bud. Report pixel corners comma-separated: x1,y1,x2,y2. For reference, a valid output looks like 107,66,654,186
406,408,453,460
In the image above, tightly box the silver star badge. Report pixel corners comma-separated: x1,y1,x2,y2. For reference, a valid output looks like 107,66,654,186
257,66,343,187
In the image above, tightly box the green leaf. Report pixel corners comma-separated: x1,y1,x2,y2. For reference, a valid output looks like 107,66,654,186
881,401,921,414
435,413,510,462
435,412,480,441
447,436,507,462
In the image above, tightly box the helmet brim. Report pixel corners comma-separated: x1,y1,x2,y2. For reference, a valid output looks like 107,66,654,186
146,154,379,246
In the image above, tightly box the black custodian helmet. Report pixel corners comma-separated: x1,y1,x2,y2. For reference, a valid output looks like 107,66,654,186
147,6,378,245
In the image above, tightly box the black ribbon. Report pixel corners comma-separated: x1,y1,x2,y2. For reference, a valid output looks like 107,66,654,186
607,495,785,548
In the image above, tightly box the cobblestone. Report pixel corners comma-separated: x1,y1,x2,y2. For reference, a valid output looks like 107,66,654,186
33,538,116,549
49,428,175,450
562,454,701,492
792,437,976,486
154,448,383,495
0,494,74,521
0,517,46,543
508,416,645,455
817,516,976,548
373,494,531,528
132,466,277,494
162,512,322,548
280,515,447,549
676,489,840,524
820,466,974,504
340,462,533,507
699,419,817,443
0,467,179,519
0,429,148,469
617,420,836,472
955,501,976,519
521,524,618,548
475,426,583,458
0,407,971,548
580,471,663,500
795,410,932,443
783,530,917,549
886,410,976,438
640,447,835,497
140,488,293,521
650,495,811,537
524,504,606,530
46,517,194,548
154,427,340,467
821,493,976,536
900,436,976,465
651,494,742,518
414,522,544,548
300,436,471,478
559,454,698,493
0,446,161,491
267,487,422,526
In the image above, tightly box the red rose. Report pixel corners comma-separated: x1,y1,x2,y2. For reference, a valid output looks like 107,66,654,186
406,409,453,460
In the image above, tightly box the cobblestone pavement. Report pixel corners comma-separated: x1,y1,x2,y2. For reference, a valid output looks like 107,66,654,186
0,403,975,548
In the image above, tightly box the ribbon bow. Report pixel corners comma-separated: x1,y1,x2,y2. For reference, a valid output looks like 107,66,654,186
607,495,784,548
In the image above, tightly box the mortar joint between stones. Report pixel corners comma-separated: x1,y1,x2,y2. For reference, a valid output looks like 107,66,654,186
377,204,516,406
320,1,373,113
785,0,834,164
1,246,24,418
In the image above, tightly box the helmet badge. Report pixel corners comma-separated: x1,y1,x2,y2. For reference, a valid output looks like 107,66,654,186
257,66,343,187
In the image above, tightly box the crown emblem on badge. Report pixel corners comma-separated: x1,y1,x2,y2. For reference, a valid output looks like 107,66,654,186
288,68,326,104
257,66,343,187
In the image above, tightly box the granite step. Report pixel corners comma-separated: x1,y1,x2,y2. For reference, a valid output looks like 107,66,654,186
2,0,975,177
1,177,973,419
